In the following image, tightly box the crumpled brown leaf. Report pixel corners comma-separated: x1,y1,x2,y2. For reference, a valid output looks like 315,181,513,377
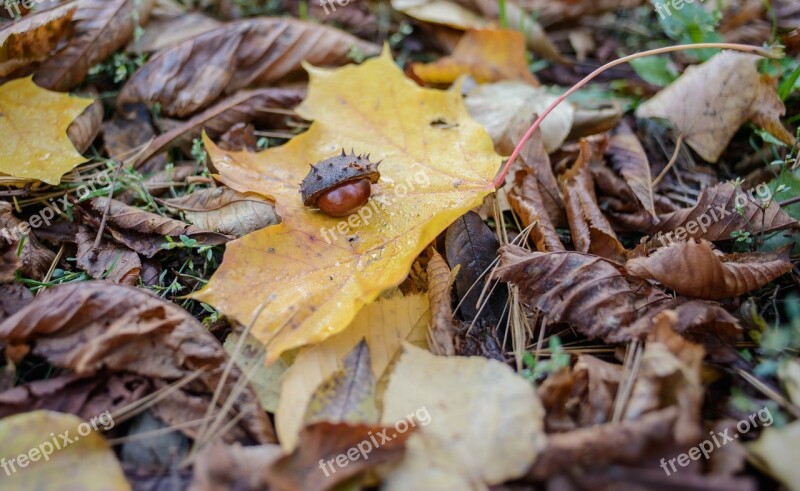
624,311,705,444
34,0,156,91
626,239,794,299
614,181,798,242
267,422,412,491
82,197,229,257
495,245,744,353
559,138,625,262
636,51,795,162
607,122,656,218
0,281,275,444
117,18,379,117
0,3,75,77
0,201,55,280
189,442,283,491
426,249,457,356
157,186,277,238
75,224,141,284
137,86,305,165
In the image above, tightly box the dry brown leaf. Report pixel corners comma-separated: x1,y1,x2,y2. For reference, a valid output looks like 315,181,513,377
0,283,32,323
0,3,76,77
267,422,412,491
117,18,379,117
524,0,647,26
84,197,230,257
412,28,539,85
646,182,797,244
494,244,674,343
67,96,103,153
607,122,656,217
626,239,794,299
636,51,795,162
529,407,678,479
0,281,275,444
426,249,457,356
133,9,222,53
138,87,305,165
34,0,156,91
190,442,283,491
158,187,277,237
0,201,55,280
0,238,20,282
75,225,140,284
559,139,626,261
624,311,705,444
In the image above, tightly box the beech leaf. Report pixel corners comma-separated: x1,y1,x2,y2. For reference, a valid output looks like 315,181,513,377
191,48,500,362
626,239,794,299
636,51,795,162
0,4,76,77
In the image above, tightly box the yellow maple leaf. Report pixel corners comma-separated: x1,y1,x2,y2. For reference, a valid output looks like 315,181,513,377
412,28,539,86
0,76,92,184
192,48,500,362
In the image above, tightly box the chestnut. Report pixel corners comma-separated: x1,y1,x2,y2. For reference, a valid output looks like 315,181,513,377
300,149,381,217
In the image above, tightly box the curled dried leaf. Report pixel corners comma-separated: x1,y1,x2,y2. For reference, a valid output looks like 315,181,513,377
626,239,794,299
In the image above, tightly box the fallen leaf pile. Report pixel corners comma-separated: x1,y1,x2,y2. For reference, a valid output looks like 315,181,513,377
1,1,799,490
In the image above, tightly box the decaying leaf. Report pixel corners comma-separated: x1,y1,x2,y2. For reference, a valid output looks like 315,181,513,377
267,422,412,491
0,4,76,77
117,18,379,117
34,0,156,91
607,122,656,217
138,87,305,165
223,331,288,413
624,311,705,444
640,182,797,244
67,97,103,153
426,249,457,356
190,442,283,491
192,49,500,361
276,292,429,450
0,281,275,444
75,225,141,284
465,80,574,154
304,340,378,426
158,186,278,237
0,410,129,491
0,201,56,280
626,239,794,299
0,77,93,183
636,51,795,162
559,139,625,261
380,344,546,490
412,28,539,86
83,197,230,257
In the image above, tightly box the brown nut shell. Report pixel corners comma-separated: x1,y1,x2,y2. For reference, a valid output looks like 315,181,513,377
300,149,380,207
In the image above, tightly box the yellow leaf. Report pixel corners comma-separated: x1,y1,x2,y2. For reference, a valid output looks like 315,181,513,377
192,48,499,362
412,28,539,86
379,344,546,490
0,410,129,490
276,292,429,451
0,77,92,184
746,420,800,491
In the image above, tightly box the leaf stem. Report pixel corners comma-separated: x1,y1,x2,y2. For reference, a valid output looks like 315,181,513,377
492,43,783,190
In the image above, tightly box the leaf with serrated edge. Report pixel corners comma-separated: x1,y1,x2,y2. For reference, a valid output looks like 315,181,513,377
192,48,499,362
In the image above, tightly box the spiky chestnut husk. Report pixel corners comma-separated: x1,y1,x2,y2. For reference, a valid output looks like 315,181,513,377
300,149,381,217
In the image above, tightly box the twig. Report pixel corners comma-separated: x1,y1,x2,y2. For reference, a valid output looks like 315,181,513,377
652,133,685,187
91,161,124,251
